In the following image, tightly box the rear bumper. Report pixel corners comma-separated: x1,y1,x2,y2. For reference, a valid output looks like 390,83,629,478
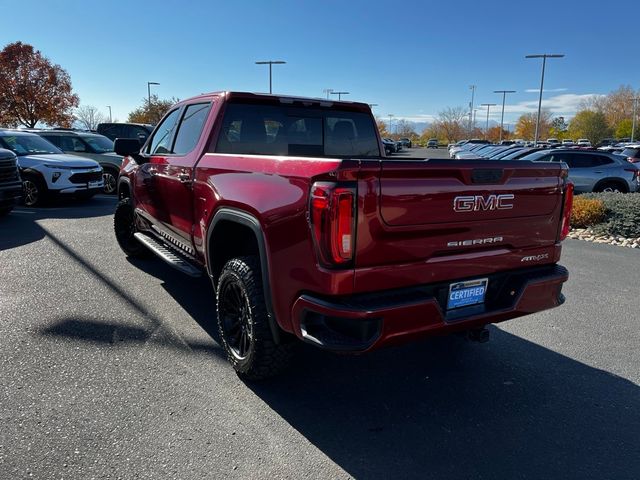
291,264,568,352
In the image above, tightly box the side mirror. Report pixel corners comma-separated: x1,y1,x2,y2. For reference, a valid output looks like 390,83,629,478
114,138,141,156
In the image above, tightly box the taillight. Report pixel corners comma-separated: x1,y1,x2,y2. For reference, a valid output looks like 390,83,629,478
625,167,640,181
627,157,639,163
559,182,574,241
310,182,356,266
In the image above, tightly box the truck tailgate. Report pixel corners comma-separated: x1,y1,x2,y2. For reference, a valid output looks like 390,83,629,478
353,159,566,291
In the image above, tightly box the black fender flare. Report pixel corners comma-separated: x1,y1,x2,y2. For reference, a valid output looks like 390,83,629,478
206,208,281,343
117,176,132,199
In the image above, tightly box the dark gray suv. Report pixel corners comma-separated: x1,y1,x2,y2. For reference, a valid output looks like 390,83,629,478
519,149,640,193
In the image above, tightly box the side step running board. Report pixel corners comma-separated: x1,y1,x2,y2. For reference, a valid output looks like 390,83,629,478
134,232,202,277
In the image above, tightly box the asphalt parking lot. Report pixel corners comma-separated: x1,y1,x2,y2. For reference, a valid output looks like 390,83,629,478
1,150,638,479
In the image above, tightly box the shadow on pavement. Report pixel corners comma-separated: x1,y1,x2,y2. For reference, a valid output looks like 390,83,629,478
248,329,639,480
119,253,639,479
40,317,224,359
126,256,220,342
30,224,640,479
0,195,117,250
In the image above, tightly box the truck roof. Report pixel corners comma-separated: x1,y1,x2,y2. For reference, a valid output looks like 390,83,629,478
181,91,371,112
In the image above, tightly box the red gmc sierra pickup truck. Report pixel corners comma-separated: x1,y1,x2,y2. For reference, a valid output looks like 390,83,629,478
113,91,572,380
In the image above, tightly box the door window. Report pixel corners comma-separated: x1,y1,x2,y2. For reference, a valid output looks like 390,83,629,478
173,103,212,155
147,109,181,155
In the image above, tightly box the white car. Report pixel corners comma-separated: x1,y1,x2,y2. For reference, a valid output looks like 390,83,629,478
577,138,592,147
0,130,103,206
562,139,575,146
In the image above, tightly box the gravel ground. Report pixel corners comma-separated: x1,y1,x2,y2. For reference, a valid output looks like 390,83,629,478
0,167,638,479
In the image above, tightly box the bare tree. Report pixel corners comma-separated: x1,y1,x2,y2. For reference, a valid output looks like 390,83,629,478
395,119,417,138
434,106,467,143
75,105,106,130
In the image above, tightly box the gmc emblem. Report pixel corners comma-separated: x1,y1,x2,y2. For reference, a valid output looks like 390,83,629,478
453,194,514,212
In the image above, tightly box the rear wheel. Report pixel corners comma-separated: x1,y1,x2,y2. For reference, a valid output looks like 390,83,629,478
113,198,150,258
595,181,626,193
22,175,46,207
216,256,292,380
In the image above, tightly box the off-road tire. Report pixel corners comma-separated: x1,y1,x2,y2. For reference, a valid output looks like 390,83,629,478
113,198,150,258
216,256,292,380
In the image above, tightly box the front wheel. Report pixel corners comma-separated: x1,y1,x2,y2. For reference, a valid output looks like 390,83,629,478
22,175,46,207
102,168,118,195
216,256,292,380
113,198,150,258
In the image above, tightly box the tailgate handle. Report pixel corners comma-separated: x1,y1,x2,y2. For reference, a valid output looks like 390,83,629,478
472,169,503,184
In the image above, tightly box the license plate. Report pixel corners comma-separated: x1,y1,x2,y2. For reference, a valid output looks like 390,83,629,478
88,180,102,188
447,278,488,310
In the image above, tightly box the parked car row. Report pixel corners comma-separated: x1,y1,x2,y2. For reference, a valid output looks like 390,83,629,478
0,122,157,214
447,140,640,194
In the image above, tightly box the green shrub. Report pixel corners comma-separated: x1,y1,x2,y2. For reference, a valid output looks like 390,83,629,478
571,197,606,228
580,192,640,237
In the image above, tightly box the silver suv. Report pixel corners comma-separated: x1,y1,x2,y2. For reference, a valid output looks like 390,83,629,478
519,149,640,193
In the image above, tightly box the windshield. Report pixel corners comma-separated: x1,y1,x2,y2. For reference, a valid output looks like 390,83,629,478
0,134,62,156
519,150,551,161
82,135,114,153
500,148,530,160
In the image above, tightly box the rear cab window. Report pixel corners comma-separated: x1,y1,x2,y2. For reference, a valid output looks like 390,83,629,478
214,101,380,157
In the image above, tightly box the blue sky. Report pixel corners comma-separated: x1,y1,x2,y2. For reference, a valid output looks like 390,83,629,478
2,0,637,129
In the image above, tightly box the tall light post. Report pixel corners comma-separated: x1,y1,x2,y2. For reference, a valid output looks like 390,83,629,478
331,91,350,101
106,105,112,122
368,103,378,109
480,103,496,139
469,85,476,133
147,82,160,108
388,114,394,136
494,90,516,142
255,60,286,94
526,54,564,143
323,88,334,99
632,96,639,142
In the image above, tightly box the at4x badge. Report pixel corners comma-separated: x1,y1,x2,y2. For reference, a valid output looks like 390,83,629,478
521,253,550,262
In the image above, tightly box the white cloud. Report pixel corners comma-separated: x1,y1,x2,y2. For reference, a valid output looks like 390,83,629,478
390,92,606,127
524,88,568,93
500,93,605,118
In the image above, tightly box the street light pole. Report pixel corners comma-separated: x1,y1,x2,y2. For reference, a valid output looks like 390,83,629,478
106,105,112,123
480,103,497,140
469,85,476,133
331,91,350,101
632,96,638,143
494,90,516,142
526,54,564,143
388,114,394,135
255,60,286,94
323,88,333,99
147,82,160,109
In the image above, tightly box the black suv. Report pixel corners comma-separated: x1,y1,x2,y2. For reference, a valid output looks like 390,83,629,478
96,123,153,144
0,148,23,216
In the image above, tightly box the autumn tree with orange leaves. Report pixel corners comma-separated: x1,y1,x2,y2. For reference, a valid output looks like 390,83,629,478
0,42,79,128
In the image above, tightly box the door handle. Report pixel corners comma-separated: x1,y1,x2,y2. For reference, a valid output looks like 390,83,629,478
178,173,191,183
